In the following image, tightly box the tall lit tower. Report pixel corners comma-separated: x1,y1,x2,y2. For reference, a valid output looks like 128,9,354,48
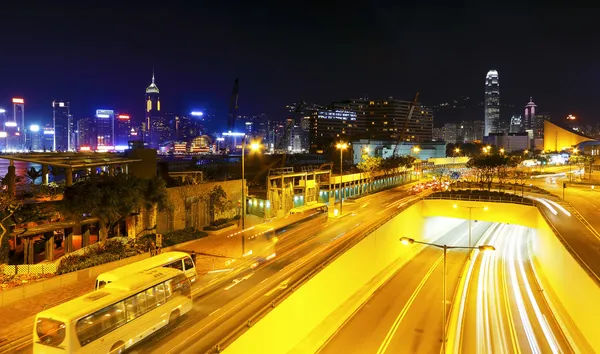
145,71,162,148
12,98,25,148
524,97,537,131
53,100,71,151
484,70,500,136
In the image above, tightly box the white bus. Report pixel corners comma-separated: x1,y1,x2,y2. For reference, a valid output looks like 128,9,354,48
33,268,193,354
95,251,196,290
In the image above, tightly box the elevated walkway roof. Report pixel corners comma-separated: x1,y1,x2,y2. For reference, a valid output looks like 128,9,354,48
0,152,141,169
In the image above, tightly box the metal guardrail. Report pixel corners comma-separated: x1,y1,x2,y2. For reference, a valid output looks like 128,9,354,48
207,195,423,353
424,194,536,206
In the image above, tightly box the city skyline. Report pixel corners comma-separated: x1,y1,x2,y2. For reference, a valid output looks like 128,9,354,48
0,5,598,128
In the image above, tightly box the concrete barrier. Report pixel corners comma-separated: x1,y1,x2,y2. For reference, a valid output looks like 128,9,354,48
222,203,457,353
531,213,599,352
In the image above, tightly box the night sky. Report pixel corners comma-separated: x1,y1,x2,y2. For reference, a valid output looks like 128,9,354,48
0,4,598,129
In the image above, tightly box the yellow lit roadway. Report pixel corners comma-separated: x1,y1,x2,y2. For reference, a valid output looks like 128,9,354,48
127,183,431,354
525,177,600,282
454,223,573,353
318,220,494,354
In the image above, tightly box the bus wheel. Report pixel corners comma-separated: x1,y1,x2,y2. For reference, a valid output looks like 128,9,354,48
169,310,180,326
109,341,125,354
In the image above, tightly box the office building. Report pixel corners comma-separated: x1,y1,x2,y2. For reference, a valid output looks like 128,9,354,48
145,72,162,147
473,120,485,141
95,109,114,149
42,126,54,151
484,132,530,152
77,117,97,150
115,114,131,149
524,98,537,131
342,98,433,143
310,106,357,152
352,140,446,164
12,98,25,149
535,113,550,141
484,70,500,136
443,123,457,143
510,114,522,133
432,127,444,141
29,125,42,151
53,100,71,151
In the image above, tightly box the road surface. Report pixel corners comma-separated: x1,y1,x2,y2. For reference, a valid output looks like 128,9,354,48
455,223,573,353
318,220,494,354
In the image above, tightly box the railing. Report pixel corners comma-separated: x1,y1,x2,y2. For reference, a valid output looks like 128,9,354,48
424,194,536,206
1,236,131,276
207,195,423,353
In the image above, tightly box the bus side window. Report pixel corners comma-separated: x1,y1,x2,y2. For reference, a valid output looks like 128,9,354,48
124,292,147,321
155,283,167,306
184,258,195,270
165,260,183,271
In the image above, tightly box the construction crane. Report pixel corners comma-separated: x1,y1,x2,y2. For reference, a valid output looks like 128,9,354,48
392,92,420,157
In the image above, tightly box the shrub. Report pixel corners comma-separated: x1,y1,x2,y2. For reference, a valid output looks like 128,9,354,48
137,228,208,248
56,239,136,275
204,223,234,231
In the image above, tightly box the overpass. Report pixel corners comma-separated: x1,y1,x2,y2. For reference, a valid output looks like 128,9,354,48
220,196,600,354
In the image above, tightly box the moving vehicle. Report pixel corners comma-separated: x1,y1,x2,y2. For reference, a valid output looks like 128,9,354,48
33,268,192,354
95,251,196,290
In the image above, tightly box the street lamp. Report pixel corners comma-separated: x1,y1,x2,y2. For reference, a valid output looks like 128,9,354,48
336,142,348,216
452,203,488,248
241,136,261,255
499,148,505,155
399,237,495,354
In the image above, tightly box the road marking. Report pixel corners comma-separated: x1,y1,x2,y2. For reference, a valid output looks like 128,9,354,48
265,278,291,297
375,256,443,354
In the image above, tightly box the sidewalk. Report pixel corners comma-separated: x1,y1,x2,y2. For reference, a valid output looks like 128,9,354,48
0,215,266,345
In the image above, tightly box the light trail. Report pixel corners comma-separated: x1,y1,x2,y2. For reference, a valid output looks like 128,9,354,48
466,224,571,353
539,198,571,217
513,230,561,353
526,196,558,215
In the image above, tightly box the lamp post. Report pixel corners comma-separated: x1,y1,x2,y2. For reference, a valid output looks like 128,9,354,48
453,147,460,165
399,237,495,354
570,148,579,183
336,142,348,216
452,203,488,248
241,137,260,255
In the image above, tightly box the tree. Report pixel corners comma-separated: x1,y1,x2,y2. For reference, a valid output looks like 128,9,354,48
466,154,512,191
0,194,22,263
357,154,382,192
60,175,168,240
209,185,229,221
582,155,596,180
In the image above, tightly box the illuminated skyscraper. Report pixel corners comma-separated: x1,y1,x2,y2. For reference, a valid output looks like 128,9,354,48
95,109,114,148
115,114,131,149
77,117,97,150
12,98,25,149
53,100,71,151
524,97,537,131
484,70,500,136
145,71,162,148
